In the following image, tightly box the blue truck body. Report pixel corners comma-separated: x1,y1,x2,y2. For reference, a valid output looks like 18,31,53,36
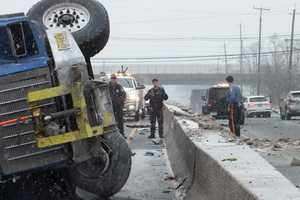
0,14,69,178
0,14,49,77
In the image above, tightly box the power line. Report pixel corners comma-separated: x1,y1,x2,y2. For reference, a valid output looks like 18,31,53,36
112,11,297,25
92,53,289,64
110,34,300,42
93,50,297,61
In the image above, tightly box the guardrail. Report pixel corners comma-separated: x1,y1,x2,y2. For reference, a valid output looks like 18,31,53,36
164,105,300,200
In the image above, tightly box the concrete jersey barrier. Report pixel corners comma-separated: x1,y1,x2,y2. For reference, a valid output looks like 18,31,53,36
164,106,300,200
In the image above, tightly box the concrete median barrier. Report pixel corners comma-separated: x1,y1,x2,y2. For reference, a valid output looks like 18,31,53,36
164,108,196,189
164,106,300,200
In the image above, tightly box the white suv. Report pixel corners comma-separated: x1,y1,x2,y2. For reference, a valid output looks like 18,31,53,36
243,96,272,118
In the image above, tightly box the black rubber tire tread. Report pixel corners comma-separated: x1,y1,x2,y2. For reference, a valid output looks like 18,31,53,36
69,131,132,197
27,0,110,58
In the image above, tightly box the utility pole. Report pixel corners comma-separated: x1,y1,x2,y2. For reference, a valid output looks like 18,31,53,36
240,23,244,93
253,6,271,95
224,43,228,74
288,8,298,90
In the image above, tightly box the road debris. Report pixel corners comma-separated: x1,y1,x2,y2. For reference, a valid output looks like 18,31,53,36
126,124,151,128
164,176,177,181
175,177,188,190
222,158,238,162
291,157,300,167
168,105,192,117
152,139,164,145
144,152,155,156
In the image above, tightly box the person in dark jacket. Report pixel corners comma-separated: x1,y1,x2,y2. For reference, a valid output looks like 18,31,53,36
144,79,168,139
109,74,127,138
226,75,242,137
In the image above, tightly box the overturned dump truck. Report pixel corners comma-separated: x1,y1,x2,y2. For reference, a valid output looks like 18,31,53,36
0,0,131,197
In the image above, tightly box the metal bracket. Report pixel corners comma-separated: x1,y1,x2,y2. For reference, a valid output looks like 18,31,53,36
27,83,104,148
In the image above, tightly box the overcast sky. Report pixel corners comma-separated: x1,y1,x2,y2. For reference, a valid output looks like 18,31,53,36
1,0,300,63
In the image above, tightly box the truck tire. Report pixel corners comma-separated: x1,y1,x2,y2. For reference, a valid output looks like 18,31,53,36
27,0,110,58
69,130,132,197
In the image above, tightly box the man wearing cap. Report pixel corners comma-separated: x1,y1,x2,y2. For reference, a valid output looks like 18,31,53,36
225,75,242,138
109,74,127,138
144,79,169,139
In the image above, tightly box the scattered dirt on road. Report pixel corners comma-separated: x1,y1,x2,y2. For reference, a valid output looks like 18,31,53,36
241,137,300,153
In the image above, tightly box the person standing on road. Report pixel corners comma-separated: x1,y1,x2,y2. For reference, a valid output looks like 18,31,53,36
144,79,168,139
226,75,242,138
109,74,127,138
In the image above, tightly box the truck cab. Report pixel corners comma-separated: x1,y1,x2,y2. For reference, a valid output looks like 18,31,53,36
0,13,67,178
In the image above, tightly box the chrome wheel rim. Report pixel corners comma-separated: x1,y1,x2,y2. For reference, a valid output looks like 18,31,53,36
43,3,90,32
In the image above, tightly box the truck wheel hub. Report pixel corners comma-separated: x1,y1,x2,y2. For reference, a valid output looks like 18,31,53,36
59,14,75,26
43,3,91,32
75,144,111,179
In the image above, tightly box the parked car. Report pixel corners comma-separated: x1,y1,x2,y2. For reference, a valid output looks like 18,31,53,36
243,96,272,118
201,83,245,124
280,91,300,120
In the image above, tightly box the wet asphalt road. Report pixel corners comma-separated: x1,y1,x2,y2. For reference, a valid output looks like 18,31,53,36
2,119,175,200
242,113,300,140
240,113,300,187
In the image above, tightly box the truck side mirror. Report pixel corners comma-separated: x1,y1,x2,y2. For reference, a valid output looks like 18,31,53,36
136,85,145,90
201,96,206,101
